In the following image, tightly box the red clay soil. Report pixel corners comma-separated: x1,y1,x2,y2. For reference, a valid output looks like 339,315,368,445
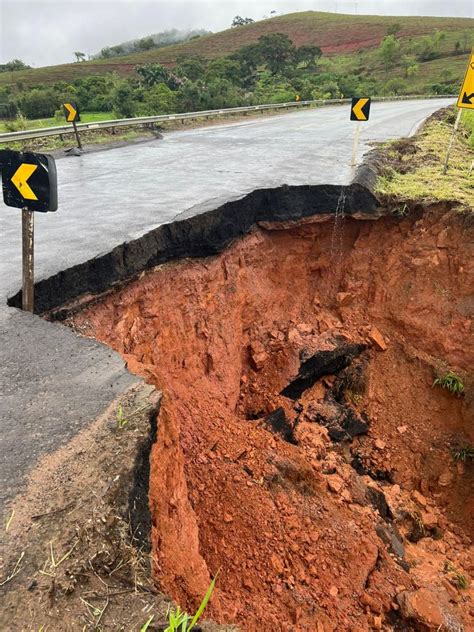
72,207,473,631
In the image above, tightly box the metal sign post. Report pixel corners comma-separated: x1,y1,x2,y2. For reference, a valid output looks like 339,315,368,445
63,102,82,149
350,98,371,174
22,207,34,312
72,119,83,150
0,149,58,313
351,121,361,172
442,108,462,175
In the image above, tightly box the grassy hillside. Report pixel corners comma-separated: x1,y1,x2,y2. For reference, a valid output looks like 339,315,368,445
1,11,472,88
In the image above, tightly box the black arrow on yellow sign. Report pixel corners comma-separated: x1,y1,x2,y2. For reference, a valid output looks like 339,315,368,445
461,92,474,105
63,102,79,122
1,149,58,212
457,51,474,110
11,163,38,201
62,101,82,149
351,97,371,121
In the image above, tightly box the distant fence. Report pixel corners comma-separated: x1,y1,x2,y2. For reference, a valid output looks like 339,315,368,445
0,95,456,144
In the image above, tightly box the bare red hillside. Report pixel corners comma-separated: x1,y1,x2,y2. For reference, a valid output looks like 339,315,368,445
0,10,472,87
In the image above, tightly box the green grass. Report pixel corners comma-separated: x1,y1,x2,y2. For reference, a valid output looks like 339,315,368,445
444,561,469,590
0,11,471,88
2,127,145,152
318,30,472,94
433,370,465,394
376,107,474,207
452,445,474,462
0,111,114,133
463,110,474,148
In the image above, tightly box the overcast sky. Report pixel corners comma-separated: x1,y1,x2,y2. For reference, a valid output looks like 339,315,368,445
0,0,472,67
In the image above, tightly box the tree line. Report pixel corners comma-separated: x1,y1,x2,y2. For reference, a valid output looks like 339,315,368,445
0,28,471,123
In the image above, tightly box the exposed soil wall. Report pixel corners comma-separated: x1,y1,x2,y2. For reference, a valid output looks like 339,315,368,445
71,205,473,631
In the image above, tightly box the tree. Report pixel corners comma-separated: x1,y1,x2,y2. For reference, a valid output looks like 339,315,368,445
100,47,113,59
136,63,170,87
257,33,295,74
0,59,31,73
138,83,177,115
412,30,446,62
253,72,295,104
16,88,58,118
206,78,241,109
295,44,322,68
406,64,419,78
137,37,155,51
311,80,341,100
382,78,407,96
74,51,86,62
177,80,207,112
230,43,261,79
112,80,137,118
206,58,242,83
401,55,419,78
231,16,254,28
110,45,125,56
175,56,206,81
379,35,401,70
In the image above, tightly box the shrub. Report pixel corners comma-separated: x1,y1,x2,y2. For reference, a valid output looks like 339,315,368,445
112,81,137,118
3,113,28,132
0,99,18,119
137,83,178,115
16,88,58,118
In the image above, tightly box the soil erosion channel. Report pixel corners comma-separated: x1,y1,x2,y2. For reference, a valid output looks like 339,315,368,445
69,203,473,631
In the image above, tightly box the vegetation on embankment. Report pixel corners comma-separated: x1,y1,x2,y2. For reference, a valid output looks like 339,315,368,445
0,111,113,133
0,11,472,128
375,108,474,208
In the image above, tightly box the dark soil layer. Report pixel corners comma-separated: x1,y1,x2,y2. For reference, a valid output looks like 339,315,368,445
70,205,473,631
8,182,378,314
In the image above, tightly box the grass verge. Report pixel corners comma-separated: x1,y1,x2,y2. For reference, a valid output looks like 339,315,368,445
0,111,115,133
375,107,474,208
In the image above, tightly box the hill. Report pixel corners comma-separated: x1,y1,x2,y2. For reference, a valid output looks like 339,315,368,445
1,11,472,88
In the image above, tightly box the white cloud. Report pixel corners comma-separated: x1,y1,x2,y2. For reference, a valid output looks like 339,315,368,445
0,0,472,67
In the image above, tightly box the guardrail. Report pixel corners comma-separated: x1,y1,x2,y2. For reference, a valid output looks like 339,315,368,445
0,95,456,144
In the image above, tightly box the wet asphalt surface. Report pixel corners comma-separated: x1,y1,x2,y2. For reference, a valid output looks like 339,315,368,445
0,98,454,516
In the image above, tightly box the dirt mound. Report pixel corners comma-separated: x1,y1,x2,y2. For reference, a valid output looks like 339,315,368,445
71,206,473,631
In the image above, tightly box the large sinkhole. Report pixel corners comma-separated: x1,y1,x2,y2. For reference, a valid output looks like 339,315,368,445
58,201,472,631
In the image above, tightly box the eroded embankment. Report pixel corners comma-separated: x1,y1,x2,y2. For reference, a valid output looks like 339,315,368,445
69,204,473,631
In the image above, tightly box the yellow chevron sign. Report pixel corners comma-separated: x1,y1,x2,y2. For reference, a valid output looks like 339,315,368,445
11,163,38,201
1,149,58,212
457,50,474,110
63,102,79,122
351,97,371,121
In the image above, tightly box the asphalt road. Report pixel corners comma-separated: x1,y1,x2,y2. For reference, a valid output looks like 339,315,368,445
0,98,453,516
